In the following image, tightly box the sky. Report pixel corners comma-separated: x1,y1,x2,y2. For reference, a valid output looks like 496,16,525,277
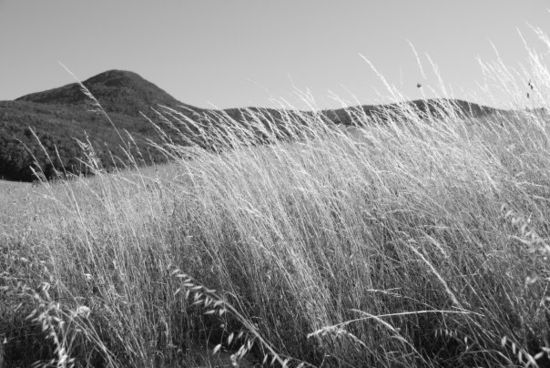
0,0,549,110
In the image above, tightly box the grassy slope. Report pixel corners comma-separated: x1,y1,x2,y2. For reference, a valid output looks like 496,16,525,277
1,101,550,367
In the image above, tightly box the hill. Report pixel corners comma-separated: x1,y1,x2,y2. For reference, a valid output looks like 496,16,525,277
0,70,209,181
16,70,197,117
0,70,501,181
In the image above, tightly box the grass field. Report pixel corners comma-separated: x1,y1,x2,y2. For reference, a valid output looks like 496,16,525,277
3,43,550,368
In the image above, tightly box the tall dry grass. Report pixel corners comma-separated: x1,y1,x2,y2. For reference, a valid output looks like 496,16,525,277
2,27,550,368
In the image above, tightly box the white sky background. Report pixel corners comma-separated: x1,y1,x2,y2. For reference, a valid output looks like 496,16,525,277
1,0,549,109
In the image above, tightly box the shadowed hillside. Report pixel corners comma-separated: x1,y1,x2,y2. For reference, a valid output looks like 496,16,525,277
0,70,502,181
0,70,206,181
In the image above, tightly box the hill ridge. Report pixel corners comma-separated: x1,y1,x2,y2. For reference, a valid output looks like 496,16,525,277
1,69,503,182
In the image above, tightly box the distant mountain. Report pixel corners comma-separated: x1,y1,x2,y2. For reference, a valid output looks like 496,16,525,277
0,70,209,181
0,70,501,182
16,70,196,117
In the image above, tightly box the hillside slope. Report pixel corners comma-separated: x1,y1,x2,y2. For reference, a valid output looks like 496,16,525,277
0,70,207,181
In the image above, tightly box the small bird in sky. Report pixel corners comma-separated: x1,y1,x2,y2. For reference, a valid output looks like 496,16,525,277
527,80,534,99
416,83,422,89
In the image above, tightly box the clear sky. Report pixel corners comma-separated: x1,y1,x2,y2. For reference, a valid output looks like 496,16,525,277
0,0,549,109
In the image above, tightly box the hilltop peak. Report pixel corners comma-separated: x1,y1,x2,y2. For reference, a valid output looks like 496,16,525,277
86,69,142,80
83,69,155,89
16,69,185,117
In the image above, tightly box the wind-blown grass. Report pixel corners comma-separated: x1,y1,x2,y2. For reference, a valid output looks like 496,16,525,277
2,32,550,368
